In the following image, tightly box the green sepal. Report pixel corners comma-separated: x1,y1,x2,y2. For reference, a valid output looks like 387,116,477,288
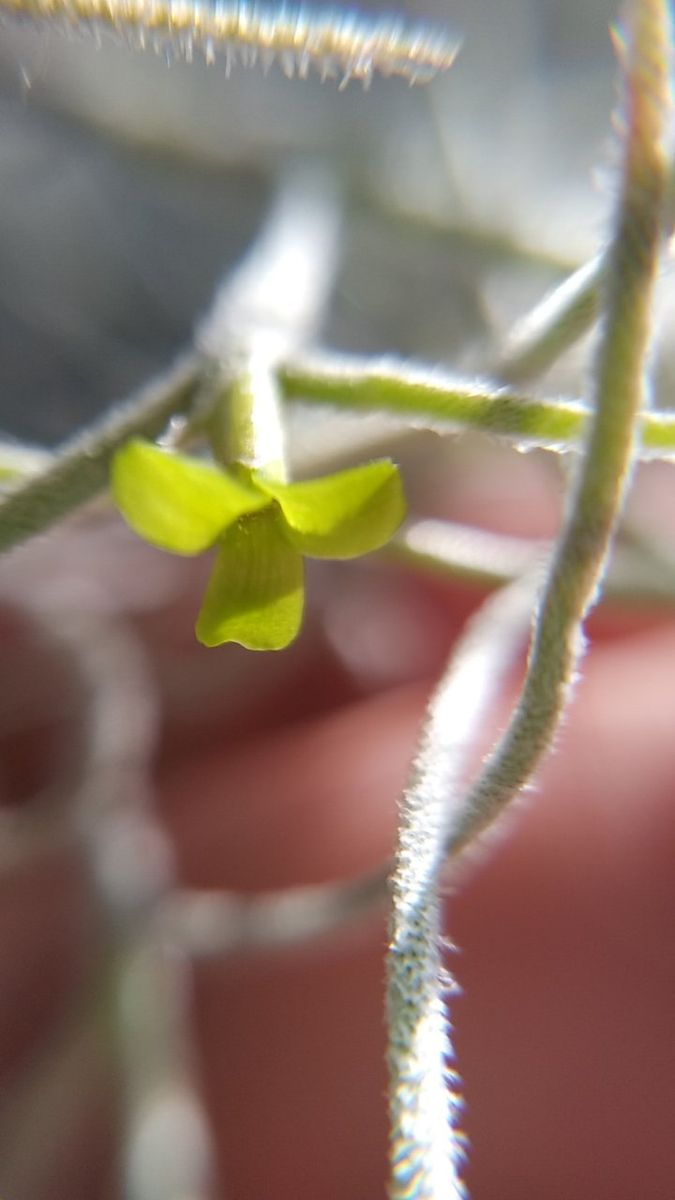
112,439,267,555
195,508,304,650
255,460,406,559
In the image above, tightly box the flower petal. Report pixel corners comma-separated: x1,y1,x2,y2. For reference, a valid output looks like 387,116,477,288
112,439,266,555
196,508,304,650
256,460,406,558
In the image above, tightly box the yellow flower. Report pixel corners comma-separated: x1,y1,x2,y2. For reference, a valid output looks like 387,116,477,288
112,440,405,650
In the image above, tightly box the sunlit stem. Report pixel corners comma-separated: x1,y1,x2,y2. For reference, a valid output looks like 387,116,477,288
0,0,460,84
198,169,342,482
0,354,202,555
387,576,535,1200
491,131,675,387
278,353,675,457
209,347,289,482
491,254,603,385
446,0,671,859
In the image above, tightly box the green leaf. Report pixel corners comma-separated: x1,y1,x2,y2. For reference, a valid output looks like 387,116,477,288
195,508,304,650
256,460,406,558
112,440,267,555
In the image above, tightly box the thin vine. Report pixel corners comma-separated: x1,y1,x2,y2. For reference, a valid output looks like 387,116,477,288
0,2,672,1199
447,0,670,859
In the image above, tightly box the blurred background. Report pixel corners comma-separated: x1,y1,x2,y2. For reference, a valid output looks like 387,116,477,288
3,4,675,1200
0,0,619,445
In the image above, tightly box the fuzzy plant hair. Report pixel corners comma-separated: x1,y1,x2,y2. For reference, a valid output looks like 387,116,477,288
0,0,671,1197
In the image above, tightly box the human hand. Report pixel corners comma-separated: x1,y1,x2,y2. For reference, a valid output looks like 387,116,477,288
0,510,673,1200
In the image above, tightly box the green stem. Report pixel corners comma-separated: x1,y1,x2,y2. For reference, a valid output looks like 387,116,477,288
490,254,604,385
208,351,289,482
446,0,671,859
0,354,202,555
279,354,675,457
199,170,342,483
490,142,675,388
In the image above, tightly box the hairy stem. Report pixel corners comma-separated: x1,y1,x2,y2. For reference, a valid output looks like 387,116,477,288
278,354,675,457
446,0,671,858
387,576,535,1200
5,355,675,554
0,0,460,84
490,254,604,385
0,354,201,555
490,123,675,387
207,350,289,481
199,168,341,481
0,172,341,556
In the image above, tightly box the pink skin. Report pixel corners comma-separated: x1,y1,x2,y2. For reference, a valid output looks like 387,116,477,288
0,496,674,1199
